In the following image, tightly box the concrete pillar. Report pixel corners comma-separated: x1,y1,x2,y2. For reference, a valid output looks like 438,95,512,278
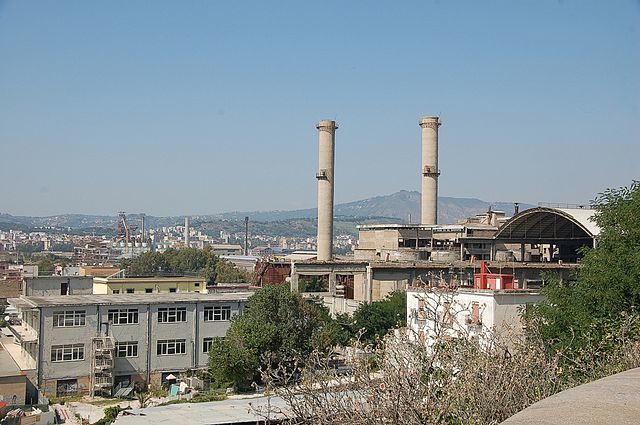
316,120,338,261
365,265,373,302
329,272,337,295
290,262,299,292
419,116,441,225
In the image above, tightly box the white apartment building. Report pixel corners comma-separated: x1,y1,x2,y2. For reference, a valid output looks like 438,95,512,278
406,286,544,347
7,293,250,397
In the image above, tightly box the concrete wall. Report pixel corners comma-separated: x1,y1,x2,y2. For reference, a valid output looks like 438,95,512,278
24,277,93,296
34,299,244,396
501,367,640,425
0,280,21,306
0,375,27,405
357,229,400,251
406,288,544,346
93,278,207,295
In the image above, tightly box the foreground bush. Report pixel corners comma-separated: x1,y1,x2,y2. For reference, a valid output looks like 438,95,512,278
256,319,640,425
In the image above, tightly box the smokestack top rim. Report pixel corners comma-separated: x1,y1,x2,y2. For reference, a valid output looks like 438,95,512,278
419,116,440,124
316,120,338,130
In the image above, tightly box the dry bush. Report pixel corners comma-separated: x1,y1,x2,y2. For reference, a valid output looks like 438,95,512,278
256,313,640,425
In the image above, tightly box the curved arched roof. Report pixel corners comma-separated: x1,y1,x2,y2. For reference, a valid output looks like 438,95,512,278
494,207,599,242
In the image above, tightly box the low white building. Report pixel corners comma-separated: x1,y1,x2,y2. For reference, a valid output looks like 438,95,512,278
406,286,544,347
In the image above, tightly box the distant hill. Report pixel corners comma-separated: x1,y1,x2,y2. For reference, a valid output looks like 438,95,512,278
0,191,533,231
221,191,532,224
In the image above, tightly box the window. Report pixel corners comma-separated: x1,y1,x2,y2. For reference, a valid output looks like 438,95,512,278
194,283,200,287
126,288,135,294
115,342,138,358
53,311,86,327
158,307,187,323
169,288,177,293
203,337,215,353
51,344,84,362
204,306,232,321
108,309,139,325
112,289,120,294
145,288,153,294
157,339,186,355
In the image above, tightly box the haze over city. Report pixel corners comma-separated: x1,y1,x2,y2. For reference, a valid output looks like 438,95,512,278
0,0,638,216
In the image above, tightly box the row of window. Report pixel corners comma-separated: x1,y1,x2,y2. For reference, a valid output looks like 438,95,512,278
111,283,201,294
112,288,186,294
51,338,221,362
53,311,86,327
52,306,234,327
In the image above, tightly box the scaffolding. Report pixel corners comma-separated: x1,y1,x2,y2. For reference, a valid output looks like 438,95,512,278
91,336,115,397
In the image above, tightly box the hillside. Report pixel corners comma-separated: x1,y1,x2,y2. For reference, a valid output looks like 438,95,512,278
220,191,531,224
0,191,533,232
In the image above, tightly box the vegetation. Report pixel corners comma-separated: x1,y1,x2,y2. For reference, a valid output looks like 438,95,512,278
196,216,401,240
351,291,406,343
298,276,327,292
250,183,640,424
208,286,407,390
35,254,69,275
92,405,124,425
120,247,251,284
208,285,341,390
259,320,640,425
528,181,640,380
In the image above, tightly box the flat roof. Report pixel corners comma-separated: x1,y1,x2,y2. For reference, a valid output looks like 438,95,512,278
357,223,497,232
356,224,437,230
0,339,22,377
95,276,206,283
407,287,541,295
8,292,253,308
115,394,288,424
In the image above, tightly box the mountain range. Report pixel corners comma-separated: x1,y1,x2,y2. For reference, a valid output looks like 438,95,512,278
0,191,533,231
219,191,530,224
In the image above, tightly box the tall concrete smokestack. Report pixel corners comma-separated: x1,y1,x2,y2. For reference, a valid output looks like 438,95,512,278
419,116,441,225
184,216,190,248
315,120,338,261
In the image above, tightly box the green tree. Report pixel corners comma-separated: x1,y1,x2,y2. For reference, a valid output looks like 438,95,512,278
208,285,336,390
215,259,252,283
529,181,640,367
352,291,407,343
121,247,250,285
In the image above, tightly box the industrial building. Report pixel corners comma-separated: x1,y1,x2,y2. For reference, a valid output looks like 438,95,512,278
289,116,598,316
6,293,250,397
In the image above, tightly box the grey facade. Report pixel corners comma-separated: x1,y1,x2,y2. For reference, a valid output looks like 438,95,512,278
8,293,249,397
23,276,93,296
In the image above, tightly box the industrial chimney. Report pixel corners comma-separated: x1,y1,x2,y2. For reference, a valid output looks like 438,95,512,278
315,120,338,261
184,216,190,248
419,116,441,225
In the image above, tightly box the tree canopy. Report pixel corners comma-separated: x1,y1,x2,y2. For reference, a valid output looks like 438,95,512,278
208,284,338,390
529,181,640,360
351,291,407,343
120,247,251,284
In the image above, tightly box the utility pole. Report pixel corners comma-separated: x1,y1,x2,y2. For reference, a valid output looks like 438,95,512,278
244,217,249,256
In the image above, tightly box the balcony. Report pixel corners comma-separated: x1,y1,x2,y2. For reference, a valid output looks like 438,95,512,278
8,323,37,343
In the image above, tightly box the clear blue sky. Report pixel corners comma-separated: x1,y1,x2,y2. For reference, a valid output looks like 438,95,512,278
1,0,638,216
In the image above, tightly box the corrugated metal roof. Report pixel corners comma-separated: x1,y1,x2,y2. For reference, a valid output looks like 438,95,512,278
556,208,600,236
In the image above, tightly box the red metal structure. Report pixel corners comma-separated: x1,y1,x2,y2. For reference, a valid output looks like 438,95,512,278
473,261,515,290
